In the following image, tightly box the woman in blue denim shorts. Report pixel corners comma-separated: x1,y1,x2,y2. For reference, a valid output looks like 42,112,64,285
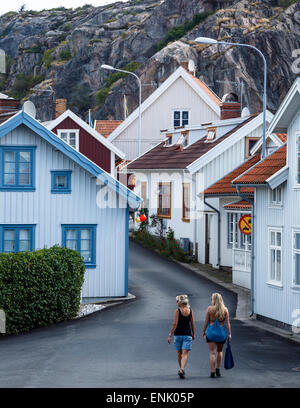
168,294,195,379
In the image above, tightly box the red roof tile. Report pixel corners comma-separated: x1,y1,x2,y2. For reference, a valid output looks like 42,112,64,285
186,70,222,106
224,200,252,210
204,154,260,196
233,144,287,185
127,115,258,170
94,120,123,138
275,133,287,143
0,111,19,124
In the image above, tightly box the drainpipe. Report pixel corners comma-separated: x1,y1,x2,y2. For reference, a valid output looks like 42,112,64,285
203,196,221,268
235,186,255,317
192,174,197,259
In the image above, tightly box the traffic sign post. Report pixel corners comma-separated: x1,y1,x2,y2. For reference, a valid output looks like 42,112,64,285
238,214,252,235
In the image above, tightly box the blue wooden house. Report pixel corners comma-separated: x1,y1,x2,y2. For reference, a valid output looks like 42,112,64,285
0,109,141,298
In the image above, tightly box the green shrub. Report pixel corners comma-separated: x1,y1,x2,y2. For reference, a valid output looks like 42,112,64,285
42,47,56,68
132,229,190,262
104,61,141,88
59,49,72,61
24,45,42,54
62,23,72,32
156,11,214,52
96,87,111,106
279,0,297,6
89,39,102,44
0,246,85,335
10,73,44,99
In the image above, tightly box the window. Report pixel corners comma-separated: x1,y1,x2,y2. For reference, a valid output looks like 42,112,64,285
269,186,282,206
0,225,35,253
268,228,282,285
0,146,35,191
245,137,259,157
51,171,72,194
165,134,172,146
58,129,79,150
227,213,251,250
182,183,190,222
141,181,148,209
205,127,216,142
173,111,189,128
62,225,96,268
157,182,171,218
293,231,300,287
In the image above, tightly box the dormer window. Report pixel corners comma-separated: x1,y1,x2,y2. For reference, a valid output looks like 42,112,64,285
57,129,79,150
176,132,189,148
205,127,216,142
173,110,189,128
165,133,172,146
246,137,259,157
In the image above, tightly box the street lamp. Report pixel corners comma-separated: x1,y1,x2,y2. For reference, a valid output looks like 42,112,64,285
100,64,142,157
195,37,267,159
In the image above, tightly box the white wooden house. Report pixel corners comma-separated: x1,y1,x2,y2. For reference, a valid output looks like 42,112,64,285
232,78,300,328
202,132,286,289
107,65,242,160
0,109,141,298
127,109,273,267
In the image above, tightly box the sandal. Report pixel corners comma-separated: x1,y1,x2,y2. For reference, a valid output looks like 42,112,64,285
178,369,185,379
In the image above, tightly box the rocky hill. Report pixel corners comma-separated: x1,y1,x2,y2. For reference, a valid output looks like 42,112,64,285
0,0,299,122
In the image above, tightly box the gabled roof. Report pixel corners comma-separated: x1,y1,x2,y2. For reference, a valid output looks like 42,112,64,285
94,120,123,138
45,109,125,159
269,77,300,133
108,66,222,142
233,144,287,185
224,200,252,210
127,114,258,172
203,154,260,196
0,110,141,209
250,131,286,155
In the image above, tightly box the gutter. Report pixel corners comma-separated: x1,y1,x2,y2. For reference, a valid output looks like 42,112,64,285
235,185,255,317
203,196,220,268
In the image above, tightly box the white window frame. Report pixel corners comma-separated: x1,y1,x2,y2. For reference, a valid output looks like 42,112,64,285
269,186,283,207
172,109,190,128
292,229,300,289
57,129,79,151
227,212,251,250
267,227,283,287
294,131,300,189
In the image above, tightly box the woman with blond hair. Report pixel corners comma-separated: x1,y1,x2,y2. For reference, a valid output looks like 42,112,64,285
168,294,195,379
203,293,232,378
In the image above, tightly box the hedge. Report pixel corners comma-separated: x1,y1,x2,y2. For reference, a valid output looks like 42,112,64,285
0,246,85,335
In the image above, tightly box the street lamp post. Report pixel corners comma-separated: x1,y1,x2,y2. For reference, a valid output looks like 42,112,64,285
194,37,267,159
101,64,142,157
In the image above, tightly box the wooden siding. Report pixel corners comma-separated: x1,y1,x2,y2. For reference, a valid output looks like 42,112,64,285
52,117,111,173
113,76,220,160
254,110,300,326
0,125,127,298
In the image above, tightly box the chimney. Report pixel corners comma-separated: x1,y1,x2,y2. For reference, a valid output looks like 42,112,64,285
0,97,20,115
220,92,241,120
55,98,67,118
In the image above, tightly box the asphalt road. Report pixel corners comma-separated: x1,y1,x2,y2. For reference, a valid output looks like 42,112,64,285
1,240,300,388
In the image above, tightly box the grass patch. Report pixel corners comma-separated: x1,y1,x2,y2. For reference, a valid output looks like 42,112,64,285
24,45,42,54
42,47,56,68
59,49,72,61
156,11,214,52
10,73,44,99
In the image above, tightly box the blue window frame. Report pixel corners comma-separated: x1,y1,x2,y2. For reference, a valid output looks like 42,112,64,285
0,225,36,253
61,225,96,268
0,146,36,191
51,170,72,194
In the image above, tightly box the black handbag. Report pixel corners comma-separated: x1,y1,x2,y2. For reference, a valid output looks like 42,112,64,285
224,339,234,370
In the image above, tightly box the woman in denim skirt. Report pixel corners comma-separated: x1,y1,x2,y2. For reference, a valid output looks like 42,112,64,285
202,293,232,378
168,294,195,379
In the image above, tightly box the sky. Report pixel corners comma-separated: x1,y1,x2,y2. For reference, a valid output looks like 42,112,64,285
0,0,128,16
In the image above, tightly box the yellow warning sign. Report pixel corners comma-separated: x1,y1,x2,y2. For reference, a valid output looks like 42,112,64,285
238,214,252,236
